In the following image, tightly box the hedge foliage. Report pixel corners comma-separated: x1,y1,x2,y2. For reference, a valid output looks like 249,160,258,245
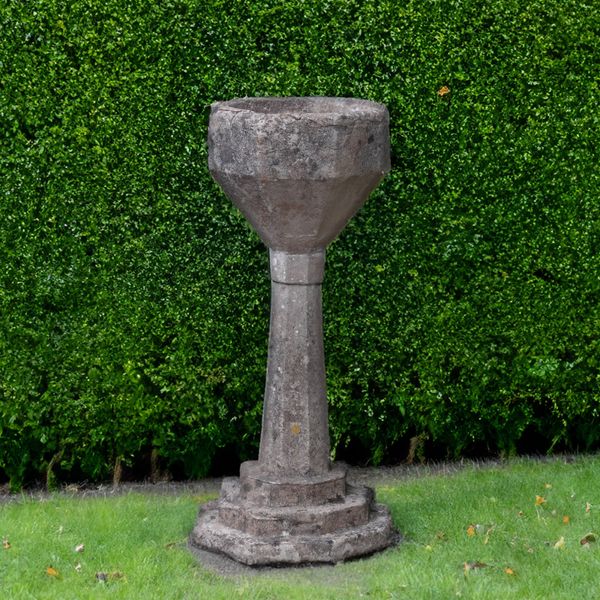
1,0,599,488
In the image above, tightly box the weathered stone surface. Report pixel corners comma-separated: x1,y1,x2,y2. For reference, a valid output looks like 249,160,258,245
269,249,325,285
190,97,396,566
260,279,329,475
239,460,347,507
218,478,372,536
207,97,390,253
191,499,395,566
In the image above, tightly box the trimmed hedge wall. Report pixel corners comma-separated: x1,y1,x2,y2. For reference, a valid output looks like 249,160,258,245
1,0,599,487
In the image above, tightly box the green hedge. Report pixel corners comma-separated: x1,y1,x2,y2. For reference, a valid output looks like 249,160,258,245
1,0,599,488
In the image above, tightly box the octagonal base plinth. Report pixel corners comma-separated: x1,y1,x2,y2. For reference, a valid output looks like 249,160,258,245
190,476,397,566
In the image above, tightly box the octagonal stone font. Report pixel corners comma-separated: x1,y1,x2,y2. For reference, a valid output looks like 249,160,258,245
190,97,397,566
207,96,391,253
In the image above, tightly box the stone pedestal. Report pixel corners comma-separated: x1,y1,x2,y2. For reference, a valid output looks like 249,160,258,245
190,97,397,565
192,477,394,565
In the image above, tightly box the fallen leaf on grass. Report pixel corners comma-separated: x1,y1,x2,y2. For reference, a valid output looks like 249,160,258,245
96,571,125,583
483,525,496,545
75,563,82,572
580,532,596,546
46,566,60,577
544,483,552,489
562,515,570,525
535,495,546,506
554,536,566,550
586,502,592,514
463,561,488,575
466,523,493,541
74,543,85,553
504,567,516,576
438,85,451,97
2,539,11,549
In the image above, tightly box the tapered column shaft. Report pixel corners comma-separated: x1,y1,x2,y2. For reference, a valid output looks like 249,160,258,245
258,250,330,476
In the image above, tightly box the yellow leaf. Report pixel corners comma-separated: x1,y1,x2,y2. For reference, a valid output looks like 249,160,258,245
466,525,476,537
504,567,516,576
437,85,450,97
554,536,566,550
535,495,546,506
586,502,592,513
544,483,552,489
46,566,60,577
2,539,10,550
562,515,570,524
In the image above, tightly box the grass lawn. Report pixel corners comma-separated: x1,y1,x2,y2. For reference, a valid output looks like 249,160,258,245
1,456,599,599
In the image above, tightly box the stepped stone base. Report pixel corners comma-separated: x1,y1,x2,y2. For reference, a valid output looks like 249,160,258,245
190,463,397,566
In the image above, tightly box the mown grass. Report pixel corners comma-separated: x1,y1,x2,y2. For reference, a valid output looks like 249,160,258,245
1,456,599,599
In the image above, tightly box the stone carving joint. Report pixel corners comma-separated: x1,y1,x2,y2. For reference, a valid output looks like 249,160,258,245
269,249,325,285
